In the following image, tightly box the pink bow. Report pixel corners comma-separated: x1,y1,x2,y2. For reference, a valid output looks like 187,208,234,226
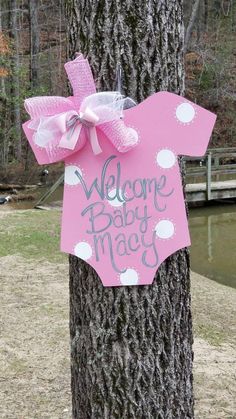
24,54,139,157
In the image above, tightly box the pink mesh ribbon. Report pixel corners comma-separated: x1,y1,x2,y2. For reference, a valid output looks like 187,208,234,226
24,53,139,157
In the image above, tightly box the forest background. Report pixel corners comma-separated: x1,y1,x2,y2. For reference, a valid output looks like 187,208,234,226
0,0,235,183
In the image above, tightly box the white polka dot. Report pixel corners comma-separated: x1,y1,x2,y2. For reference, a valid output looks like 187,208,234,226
176,102,195,123
156,149,176,169
155,220,175,239
120,269,139,286
65,165,82,186
74,242,92,260
107,188,124,207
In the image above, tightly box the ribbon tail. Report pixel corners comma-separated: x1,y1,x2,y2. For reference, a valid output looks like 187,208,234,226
99,120,139,153
59,123,82,150
89,126,102,155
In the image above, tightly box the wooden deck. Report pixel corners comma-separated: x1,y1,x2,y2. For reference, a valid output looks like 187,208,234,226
35,201,62,211
185,147,236,203
186,179,236,203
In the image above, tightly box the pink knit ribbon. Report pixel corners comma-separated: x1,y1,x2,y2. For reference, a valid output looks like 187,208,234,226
24,53,139,156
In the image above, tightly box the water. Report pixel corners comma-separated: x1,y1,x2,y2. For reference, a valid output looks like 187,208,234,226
1,184,235,289
0,185,64,211
189,204,236,289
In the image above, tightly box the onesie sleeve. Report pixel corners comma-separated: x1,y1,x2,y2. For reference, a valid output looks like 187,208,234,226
161,92,216,157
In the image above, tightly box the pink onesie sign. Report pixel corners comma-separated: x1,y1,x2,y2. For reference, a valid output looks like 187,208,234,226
23,55,216,287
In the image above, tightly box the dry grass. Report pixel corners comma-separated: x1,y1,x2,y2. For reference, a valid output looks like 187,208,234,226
0,255,70,419
191,272,236,419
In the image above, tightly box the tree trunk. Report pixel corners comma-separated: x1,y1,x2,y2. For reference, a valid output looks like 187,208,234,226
204,0,209,30
0,0,7,167
65,1,194,418
29,0,40,89
184,0,201,52
9,0,22,161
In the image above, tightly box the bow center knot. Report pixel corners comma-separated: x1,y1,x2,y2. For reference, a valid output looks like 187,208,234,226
79,107,99,128
67,107,99,130
64,107,101,155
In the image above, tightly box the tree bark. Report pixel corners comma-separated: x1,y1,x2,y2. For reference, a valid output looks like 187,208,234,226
65,1,194,418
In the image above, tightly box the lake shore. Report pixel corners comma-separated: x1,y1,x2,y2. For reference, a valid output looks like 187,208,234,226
0,210,235,418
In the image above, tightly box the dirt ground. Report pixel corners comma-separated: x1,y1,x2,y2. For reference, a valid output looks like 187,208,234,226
0,212,235,418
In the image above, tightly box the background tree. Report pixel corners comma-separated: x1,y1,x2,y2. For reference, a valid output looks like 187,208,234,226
29,0,40,89
0,0,235,178
9,0,21,160
184,0,201,52
0,0,66,174
65,1,194,418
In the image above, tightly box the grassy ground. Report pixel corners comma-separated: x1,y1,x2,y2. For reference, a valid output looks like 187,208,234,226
0,210,65,263
0,209,235,418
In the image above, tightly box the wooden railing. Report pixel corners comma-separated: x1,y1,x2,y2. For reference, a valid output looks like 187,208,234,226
185,147,236,200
